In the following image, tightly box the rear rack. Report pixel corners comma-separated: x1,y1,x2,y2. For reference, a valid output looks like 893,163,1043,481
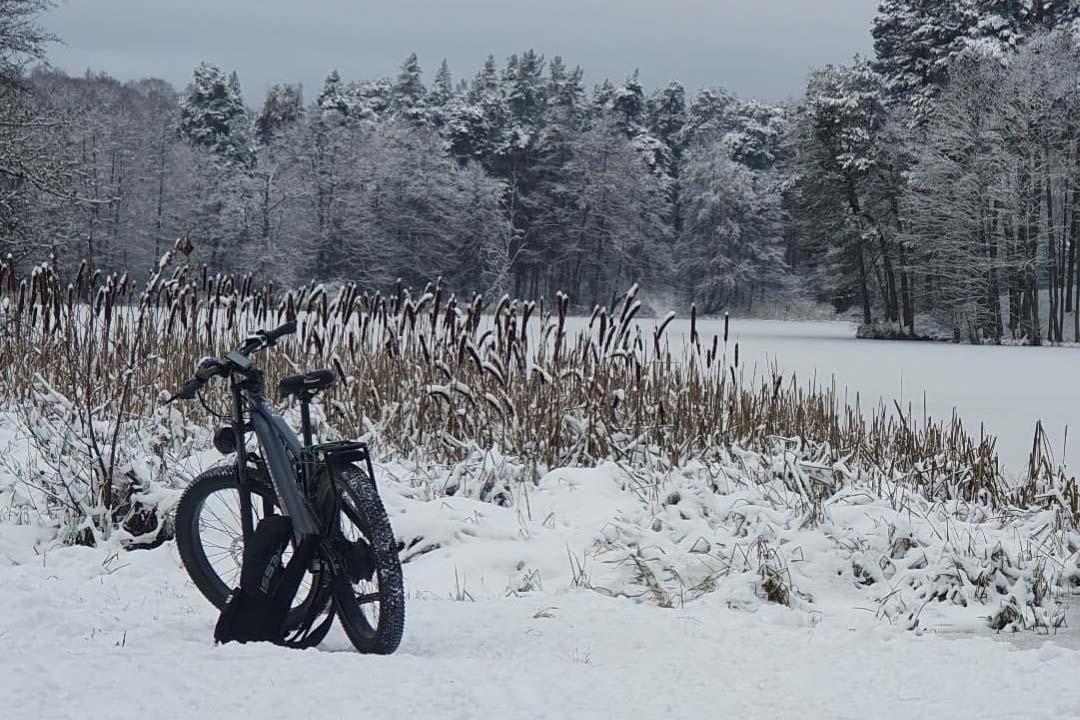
302,441,376,482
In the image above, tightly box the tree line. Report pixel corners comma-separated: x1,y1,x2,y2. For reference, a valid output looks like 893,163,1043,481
4,0,1080,342
2,5,790,311
797,1,1080,343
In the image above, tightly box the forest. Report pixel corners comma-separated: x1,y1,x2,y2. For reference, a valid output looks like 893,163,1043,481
4,0,1080,343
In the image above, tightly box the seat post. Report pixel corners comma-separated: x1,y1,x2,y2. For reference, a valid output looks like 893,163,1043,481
299,393,314,448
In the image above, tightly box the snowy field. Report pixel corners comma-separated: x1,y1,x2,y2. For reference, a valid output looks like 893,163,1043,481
3,535,1080,720
597,316,1079,477
5,448,1080,718
3,318,1080,719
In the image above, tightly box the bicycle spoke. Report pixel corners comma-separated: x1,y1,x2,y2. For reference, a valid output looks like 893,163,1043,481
220,493,243,526
202,505,237,536
198,524,237,543
196,483,318,611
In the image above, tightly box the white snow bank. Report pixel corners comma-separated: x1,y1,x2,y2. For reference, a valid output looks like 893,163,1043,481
2,530,1080,719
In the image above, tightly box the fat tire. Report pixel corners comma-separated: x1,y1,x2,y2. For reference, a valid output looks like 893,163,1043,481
331,464,405,655
175,465,321,627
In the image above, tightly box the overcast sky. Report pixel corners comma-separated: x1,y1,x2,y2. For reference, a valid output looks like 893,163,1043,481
43,0,875,103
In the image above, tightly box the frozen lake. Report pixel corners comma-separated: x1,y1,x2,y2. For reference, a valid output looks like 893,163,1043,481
566,316,1078,478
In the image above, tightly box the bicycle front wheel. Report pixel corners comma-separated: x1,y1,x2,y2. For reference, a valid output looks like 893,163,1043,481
175,465,323,627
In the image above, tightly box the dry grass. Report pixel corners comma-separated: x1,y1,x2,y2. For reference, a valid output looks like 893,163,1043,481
0,247,1073,538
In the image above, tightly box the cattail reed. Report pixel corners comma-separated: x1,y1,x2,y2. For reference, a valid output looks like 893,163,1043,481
0,252,1060,515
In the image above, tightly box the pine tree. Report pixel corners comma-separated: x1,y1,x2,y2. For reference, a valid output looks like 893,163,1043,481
501,50,546,140
353,78,393,121
438,55,501,164
468,55,499,104
798,58,891,325
647,82,687,155
646,82,687,230
427,60,456,131
722,99,788,171
591,79,616,115
178,62,251,166
391,52,427,123
255,83,303,145
430,59,454,107
315,69,351,120
610,70,646,137
871,0,969,116
540,56,587,155
682,86,736,147
965,0,1080,56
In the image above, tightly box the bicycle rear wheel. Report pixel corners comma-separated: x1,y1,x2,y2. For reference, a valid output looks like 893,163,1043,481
325,463,405,655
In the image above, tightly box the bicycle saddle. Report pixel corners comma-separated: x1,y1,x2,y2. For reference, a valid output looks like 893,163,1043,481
278,369,336,399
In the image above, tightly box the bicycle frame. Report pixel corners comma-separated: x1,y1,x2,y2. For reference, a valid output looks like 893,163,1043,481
229,368,320,542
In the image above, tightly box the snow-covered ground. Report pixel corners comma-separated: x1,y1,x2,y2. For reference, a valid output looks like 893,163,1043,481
4,449,1080,718
3,534,1080,720
589,316,1078,477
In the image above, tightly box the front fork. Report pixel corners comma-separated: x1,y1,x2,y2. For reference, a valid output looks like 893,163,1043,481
232,384,257,541
231,383,276,541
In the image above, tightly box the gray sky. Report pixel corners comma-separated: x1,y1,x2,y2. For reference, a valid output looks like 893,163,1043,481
43,0,875,103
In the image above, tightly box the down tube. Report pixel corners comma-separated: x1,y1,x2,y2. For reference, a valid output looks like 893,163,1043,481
249,402,319,537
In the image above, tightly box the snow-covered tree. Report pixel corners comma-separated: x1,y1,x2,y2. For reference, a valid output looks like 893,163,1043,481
797,58,892,325
391,52,427,123
0,0,58,251
677,145,786,312
903,53,1010,340
178,62,251,166
255,83,303,145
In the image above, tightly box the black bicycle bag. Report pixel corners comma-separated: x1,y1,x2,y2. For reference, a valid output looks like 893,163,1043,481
213,514,331,647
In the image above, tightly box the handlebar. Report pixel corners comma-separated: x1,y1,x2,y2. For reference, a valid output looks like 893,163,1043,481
236,320,297,356
166,320,297,403
264,321,297,344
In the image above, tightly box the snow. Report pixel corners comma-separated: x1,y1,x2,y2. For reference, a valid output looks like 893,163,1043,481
570,316,1079,478
0,505,1067,718
5,437,1080,717
3,505,1080,719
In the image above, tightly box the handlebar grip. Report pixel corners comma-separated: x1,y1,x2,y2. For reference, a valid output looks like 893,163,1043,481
194,356,222,382
173,378,203,401
265,320,297,342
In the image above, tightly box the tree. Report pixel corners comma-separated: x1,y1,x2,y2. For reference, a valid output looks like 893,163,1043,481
904,54,1010,341
681,86,736,147
678,145,786,312
558,122,669,305
798,58,890,326
248,84,307,279
0,0,51,93
255,83,303,145
0,0,57,252
391,52,427,123
430,59,453,107
178,62,251,167
492,50,546,295
872,0,970,116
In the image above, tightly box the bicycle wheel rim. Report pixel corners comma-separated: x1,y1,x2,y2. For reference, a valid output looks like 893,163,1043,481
187,484,317,612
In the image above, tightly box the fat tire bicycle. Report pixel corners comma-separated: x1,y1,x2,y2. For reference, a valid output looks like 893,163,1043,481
171,321,404,654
